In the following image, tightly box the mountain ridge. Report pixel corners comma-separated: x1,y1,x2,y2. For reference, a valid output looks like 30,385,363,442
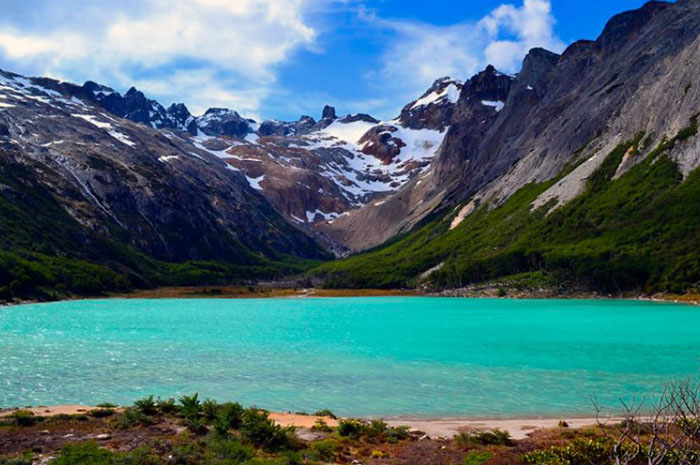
2,0,700,300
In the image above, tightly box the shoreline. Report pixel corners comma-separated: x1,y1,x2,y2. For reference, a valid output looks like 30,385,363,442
2,286,698,309
0,405,616,441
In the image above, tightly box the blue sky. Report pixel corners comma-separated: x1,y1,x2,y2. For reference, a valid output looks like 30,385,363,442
0,0,650,121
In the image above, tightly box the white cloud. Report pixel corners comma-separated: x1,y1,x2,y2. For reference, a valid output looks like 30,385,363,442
0,0,321,117
480,0,562,71
368,0,564,107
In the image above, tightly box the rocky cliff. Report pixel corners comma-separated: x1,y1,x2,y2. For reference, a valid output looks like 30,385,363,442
0,69,328,300
315,0,700,294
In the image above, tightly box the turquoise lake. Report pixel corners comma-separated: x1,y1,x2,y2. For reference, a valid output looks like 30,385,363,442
1,297,699,418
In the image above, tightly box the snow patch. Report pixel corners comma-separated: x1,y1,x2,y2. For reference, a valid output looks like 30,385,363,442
73,114,112,129
482,100,505,112
305,209,343,223
322,119,376,146
72,113,136,147
410,83,460,110
108,130,136,147
246,175,265,191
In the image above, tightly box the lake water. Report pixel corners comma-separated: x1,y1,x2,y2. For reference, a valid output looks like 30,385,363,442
1,297,699,418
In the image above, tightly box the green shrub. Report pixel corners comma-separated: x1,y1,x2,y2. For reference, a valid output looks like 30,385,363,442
309,439,339,462
521,438,612,465
13,410,41,427
337,420,365,439
313,409,337,419
170,443,203,465
204,435,255,463
51,442,114,465
179,393,201,420
88,408,115,418
96,403,117,409
202,399,221,422
386,425,411,443
213,402,245,435
280,450,302,465
464,450,492,465
363,420,388,439
310,419,333,433
240,409,299,452
455,429,514,448
156,397,178,414
111,407,153,430
134,395,158,416
0,453,33,465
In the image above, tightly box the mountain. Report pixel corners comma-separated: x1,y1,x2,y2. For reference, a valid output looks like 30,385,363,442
315,0,700,294
67,75,464,254
0,69,327,301
2,0,700,300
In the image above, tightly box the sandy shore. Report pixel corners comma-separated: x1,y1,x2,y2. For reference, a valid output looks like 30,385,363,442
385,417,617,440
3,286,698,308
1,405,614,440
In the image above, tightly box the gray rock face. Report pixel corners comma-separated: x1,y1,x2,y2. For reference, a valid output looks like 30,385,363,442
398,77,463,130
258,116,317,137
321,0,700,252
322,105,337,120
0,70,325,263
196,108,255,138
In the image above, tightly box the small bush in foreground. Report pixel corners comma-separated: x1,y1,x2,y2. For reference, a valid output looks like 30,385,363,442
0,453,33,465
464,450,492,465
308,439,339,462
96,403,117,409
156,397,178,414
337,419,410,443
521,438,611,465
455,429,514,448
204,435,255,463
213,402,245,435
310,419,333,433
337,420,365,439
313,409,337,419
88,408,115,418
134,395,158,416
50,442,113,465
240,409,300,452
13,411,42,427
179,393,201,420
202,399,221,422
110,407,154,430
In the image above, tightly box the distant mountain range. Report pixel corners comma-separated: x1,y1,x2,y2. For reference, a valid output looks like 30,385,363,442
1,0,700,301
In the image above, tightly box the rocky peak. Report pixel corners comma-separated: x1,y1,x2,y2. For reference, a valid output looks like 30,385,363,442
83,82,169,129
83,80,116,96
322,105,337,120
519,49,560,85
597,1,670,51
459,65,513,107
258,115,317,137
338,113,379,124
398,77,463,130
165,103,197,135
196,108,253,139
